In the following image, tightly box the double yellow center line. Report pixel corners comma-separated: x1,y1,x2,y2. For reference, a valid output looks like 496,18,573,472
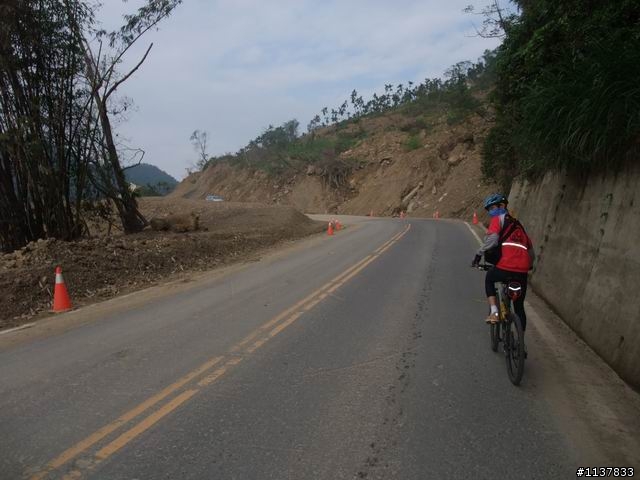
30,223,411,480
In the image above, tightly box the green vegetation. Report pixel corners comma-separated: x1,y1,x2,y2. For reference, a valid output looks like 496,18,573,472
483,0,640,187
125,163,178,196
125,163,178,188
399,117,429,135
308,56,494,131
210,119,368,183
204,52,497,183
404,135,422,151
134,182,174,197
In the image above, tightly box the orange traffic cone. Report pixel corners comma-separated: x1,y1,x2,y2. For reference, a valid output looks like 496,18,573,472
327,221,334,236
52,266,72,312
335,220,342,230
473,212,478,224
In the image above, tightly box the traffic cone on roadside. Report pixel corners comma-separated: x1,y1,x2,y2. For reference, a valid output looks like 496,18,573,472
327,221,334,236
473,212,478,225
335,220,342,230
51,266,72,312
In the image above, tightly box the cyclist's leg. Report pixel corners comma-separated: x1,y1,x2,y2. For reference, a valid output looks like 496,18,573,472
486,267,511,293
484,267,501,322
485,267,499,297
511,274,528,331
488,268,524,320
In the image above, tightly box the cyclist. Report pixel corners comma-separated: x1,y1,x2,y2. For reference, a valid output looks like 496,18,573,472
471,193,535,329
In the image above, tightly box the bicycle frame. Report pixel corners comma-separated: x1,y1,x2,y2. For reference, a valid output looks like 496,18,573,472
493,283,512,346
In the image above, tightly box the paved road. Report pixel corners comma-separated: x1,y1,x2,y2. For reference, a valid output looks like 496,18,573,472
1,217,638,479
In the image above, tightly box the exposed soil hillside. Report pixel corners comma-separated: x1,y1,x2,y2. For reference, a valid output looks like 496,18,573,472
173,111,500,220
0,198,324,329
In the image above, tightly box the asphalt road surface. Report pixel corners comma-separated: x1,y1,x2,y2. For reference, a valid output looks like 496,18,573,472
1,216,639,480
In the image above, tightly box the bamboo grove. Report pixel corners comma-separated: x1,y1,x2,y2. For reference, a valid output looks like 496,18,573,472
0,0,181,252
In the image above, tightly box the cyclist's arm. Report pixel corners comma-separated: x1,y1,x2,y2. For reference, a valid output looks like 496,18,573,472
477,233,499,255
476,216,501,255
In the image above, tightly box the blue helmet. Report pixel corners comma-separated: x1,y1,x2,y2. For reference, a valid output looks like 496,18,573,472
483,193,508,210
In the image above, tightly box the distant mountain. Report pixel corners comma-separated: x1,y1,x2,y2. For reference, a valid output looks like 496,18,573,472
125,163,178,195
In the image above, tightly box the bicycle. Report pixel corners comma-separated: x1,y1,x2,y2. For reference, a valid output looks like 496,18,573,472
476,264,526,385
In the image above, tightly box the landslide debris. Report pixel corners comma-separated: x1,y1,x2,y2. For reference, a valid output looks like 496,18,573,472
0,198,324,330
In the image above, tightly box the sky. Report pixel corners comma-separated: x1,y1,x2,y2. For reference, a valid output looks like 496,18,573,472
99,0,502,180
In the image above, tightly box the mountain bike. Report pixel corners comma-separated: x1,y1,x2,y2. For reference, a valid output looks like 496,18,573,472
477,264,526,385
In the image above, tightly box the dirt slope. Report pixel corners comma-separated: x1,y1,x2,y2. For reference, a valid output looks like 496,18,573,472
173,112,499,220
0,198,324,329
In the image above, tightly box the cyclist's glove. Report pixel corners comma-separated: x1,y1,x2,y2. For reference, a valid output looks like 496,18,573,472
471,254,482,268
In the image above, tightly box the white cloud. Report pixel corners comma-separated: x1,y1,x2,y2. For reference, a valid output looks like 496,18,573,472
98,0,501,179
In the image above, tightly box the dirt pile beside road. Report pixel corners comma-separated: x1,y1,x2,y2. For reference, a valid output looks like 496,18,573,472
0,198,325,330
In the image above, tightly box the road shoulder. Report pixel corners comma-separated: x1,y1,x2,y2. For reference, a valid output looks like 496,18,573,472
525,293,640,465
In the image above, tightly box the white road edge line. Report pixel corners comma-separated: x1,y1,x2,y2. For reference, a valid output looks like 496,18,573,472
0,323,35,336
464,221,483,246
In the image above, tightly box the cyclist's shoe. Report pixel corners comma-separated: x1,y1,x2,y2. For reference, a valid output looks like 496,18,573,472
485,312,499,324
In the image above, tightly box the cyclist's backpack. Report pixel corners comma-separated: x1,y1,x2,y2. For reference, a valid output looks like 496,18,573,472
484,214,532,269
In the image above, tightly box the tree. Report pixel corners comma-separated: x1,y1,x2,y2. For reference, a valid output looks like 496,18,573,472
190,129,209,170
0,0,182,251
464,1,519,38
67,0,182,233
444,61,472,85
483,0,640,180
307,115,321,134
338,100,348,120
321,107,329,126
0,0,95,251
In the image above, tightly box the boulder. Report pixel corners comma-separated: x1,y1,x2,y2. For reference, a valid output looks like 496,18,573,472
150,213,199,233
448,154,465,166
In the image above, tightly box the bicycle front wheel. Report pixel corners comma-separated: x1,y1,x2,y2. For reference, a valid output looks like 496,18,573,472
504,313,525,385
490,322,499,352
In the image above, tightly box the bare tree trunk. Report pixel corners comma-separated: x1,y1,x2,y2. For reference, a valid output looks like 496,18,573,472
95,94,146,233
71,11,147,234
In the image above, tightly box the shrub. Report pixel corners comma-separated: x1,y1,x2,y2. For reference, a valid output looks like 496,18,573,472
404,135,422,151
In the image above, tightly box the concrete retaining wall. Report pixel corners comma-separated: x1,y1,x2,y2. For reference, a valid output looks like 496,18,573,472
509,162,640,389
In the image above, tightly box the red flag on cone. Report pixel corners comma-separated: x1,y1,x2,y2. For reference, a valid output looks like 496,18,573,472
52,266,72,312
473,212,478,224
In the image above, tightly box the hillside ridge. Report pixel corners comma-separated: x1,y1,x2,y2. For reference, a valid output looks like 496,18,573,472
172,110,499,220
126,163,178,193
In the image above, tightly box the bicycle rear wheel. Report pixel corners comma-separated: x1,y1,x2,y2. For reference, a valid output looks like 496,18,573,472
504,313,525,385
490,322,499,352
